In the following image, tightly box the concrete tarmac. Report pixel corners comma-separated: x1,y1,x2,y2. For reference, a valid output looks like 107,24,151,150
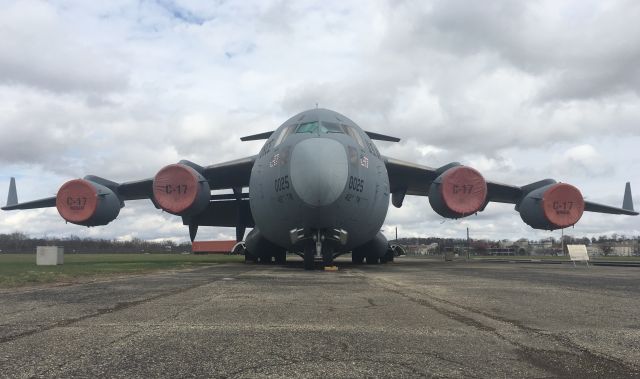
1,258,640,378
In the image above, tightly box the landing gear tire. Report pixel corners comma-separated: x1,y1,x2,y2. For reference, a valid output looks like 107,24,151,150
366,254,379,264
303,246,315,270
258,253,272,264
322,246,334,268
274,251,287,264
244,250,256,263
352,253,364,264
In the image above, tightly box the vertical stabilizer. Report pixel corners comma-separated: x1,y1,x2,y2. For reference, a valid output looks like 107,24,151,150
6,177,18,207
623,182,634,211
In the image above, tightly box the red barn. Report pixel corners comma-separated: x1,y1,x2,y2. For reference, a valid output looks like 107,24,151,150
192,240,237,254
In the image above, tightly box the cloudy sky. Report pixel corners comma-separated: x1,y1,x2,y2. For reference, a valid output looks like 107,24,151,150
1,0,639,243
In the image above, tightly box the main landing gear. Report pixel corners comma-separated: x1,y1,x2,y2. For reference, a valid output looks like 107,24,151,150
243,246,286,264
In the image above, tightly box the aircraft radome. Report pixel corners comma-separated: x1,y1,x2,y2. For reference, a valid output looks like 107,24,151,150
3,109,637,269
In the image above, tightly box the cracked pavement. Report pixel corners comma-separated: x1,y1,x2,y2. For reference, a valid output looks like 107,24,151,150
1,258,639,378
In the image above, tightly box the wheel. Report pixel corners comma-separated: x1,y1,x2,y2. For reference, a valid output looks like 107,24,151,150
383,249,394,263
274,250,287,264
303,247,315,270
365,254,379,264
258,253,272,264
351,253,364,264
322,246,334,267
244,249,256,263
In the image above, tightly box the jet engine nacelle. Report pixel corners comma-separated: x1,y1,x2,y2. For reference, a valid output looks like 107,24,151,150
517,183,585,230
56,179,121,226
429,165,488,218
153,163,210,216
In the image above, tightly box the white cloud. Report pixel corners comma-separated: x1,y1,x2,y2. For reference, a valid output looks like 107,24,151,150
1,0,639,242
551,144,611,178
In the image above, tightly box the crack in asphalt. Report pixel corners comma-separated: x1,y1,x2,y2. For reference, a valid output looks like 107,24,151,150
222,351,300,377
0,276,232,345
367,276,640,378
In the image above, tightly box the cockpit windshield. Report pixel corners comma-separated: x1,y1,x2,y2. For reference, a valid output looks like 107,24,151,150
295,121,345,134
321,121,344,134
296,121,319,134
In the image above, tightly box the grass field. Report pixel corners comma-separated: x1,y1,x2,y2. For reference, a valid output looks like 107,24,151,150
472,255,570,261
0,253,243,288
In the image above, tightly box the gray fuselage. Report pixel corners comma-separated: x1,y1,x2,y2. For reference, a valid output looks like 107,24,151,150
249,109,390,252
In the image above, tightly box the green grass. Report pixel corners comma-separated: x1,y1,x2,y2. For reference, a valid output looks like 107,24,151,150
589,255,640,261
0,253,243,288
471,255,569,261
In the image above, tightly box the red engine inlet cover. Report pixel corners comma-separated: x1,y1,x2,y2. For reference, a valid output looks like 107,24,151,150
440,166,488,215
541,183,585,228
56,179,98,223
153,164,202,215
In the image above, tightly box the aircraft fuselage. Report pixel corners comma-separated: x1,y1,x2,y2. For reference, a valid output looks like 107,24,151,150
249,109,390,256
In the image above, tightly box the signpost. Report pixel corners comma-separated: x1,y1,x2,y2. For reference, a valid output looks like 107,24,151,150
566,244,589,267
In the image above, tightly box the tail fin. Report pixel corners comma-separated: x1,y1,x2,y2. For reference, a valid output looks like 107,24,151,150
623,182,634,212
6,177,18,207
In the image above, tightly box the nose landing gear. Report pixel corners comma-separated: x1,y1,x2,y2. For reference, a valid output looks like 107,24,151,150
291,228,348,270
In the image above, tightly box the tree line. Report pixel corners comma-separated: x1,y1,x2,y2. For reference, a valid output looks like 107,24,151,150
394,234,640,246
0,233,192,254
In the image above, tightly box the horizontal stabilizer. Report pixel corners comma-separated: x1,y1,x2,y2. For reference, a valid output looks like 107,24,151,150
2,196,57,211
623,182,634,211
585,201,638,216
6,177,17,207
365,131,401,142
2,177,56,211
240,131,274,141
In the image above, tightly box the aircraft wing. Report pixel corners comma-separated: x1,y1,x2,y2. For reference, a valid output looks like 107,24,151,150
384,156,637,216
385,157,439,196
2,156,257,227
112,155,257,201
203,155,256,190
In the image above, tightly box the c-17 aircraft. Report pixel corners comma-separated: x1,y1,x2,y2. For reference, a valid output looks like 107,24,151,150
3,108,637,269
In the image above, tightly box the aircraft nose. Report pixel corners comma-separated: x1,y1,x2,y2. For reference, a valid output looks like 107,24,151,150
290,138,348,207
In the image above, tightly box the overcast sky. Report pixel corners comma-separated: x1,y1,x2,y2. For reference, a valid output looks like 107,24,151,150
1,0,639,243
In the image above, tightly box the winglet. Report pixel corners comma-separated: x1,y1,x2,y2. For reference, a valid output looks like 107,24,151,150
623,182,634,212
6,177,18,207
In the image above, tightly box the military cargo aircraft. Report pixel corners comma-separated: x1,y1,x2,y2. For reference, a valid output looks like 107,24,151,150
3,108,637,269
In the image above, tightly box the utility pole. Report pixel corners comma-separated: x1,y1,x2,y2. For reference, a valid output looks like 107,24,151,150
395,226,398,242
467,227,470,260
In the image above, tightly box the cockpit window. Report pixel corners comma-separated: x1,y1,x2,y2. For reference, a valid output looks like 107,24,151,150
296,121,319,134
321,121,344,134
342,124,365,148
295,121,347,135
274,124,295,146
